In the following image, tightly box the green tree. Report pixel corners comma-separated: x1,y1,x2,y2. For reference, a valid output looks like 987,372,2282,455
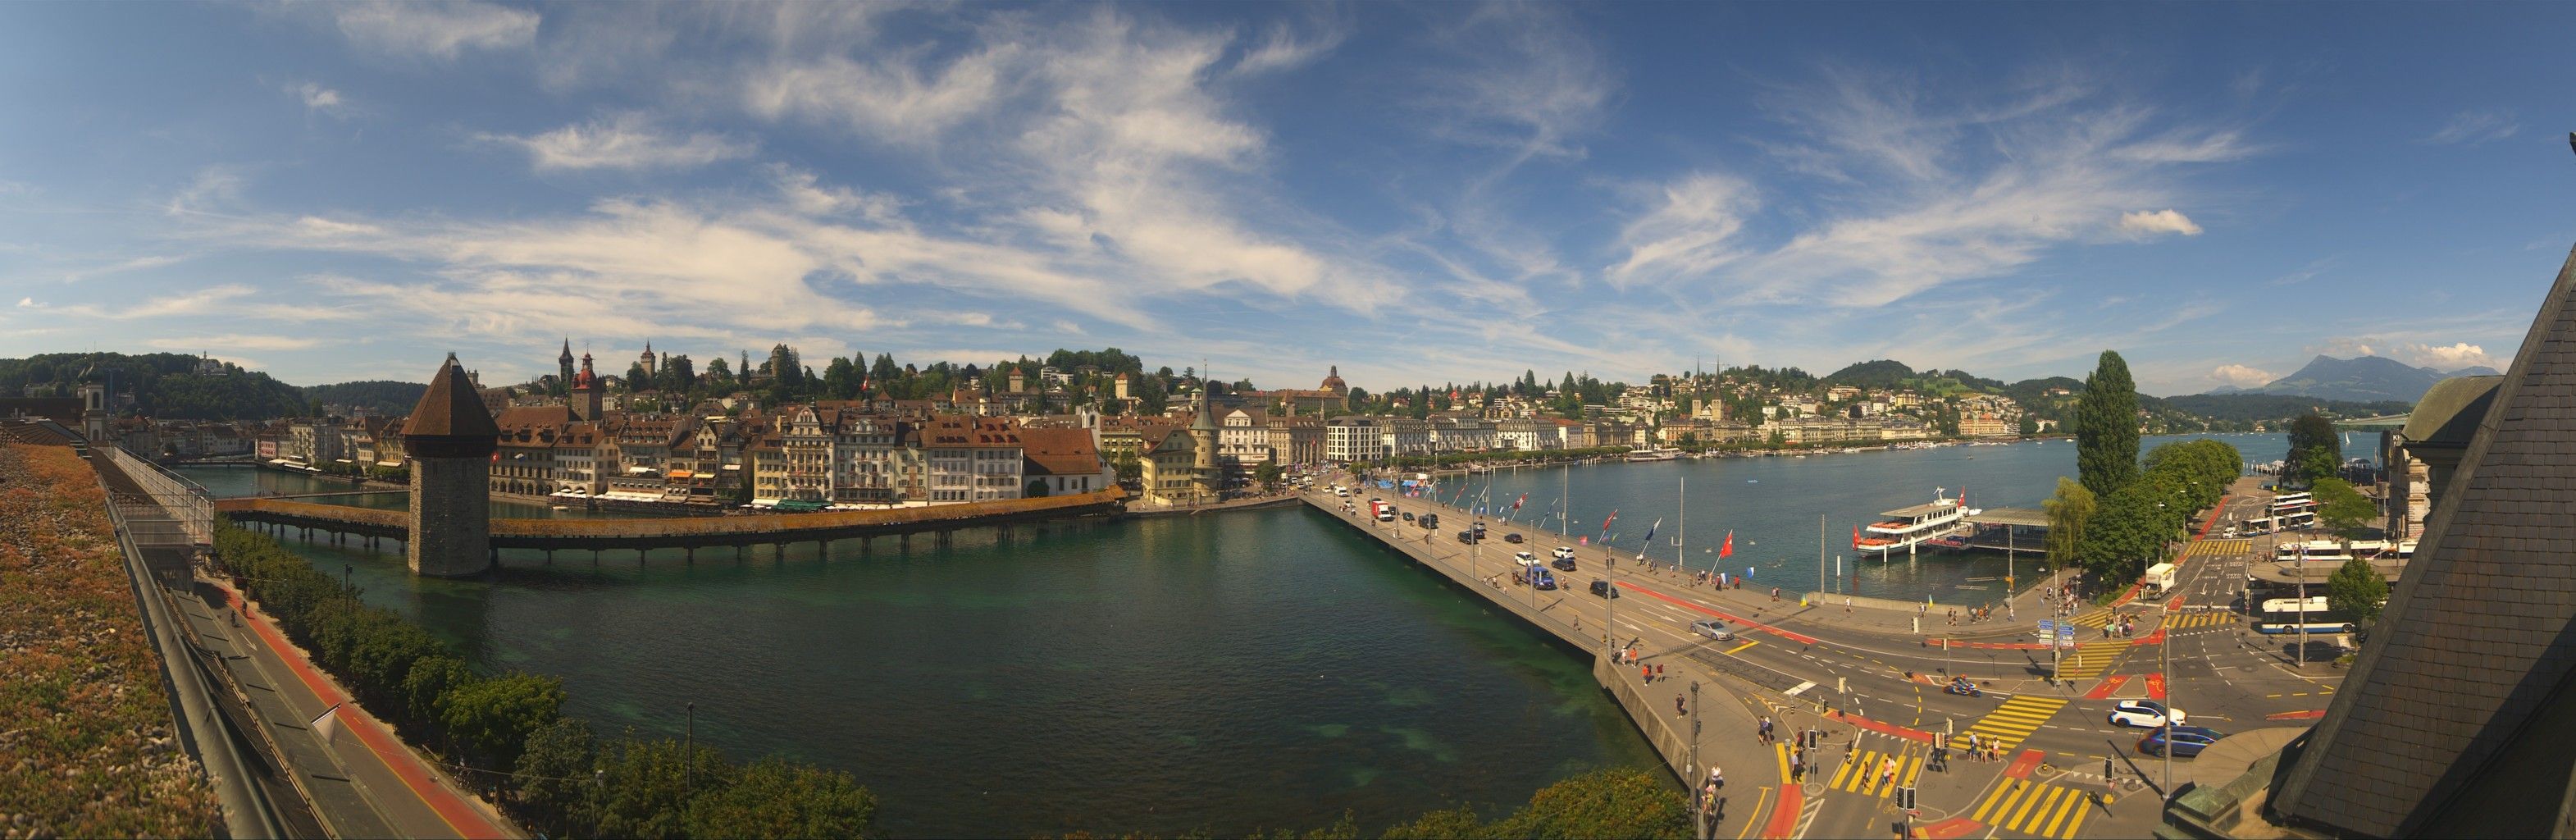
2284,413,2342,488
515,717,601,838
686,757,880,838
1024,478,1051,498
594,733,732,840
704,356,733,390
1110,452,1142,483
2311,477,2377,537
1255,462,1284,491
2076,350,2140,498
440,672,567,771
2327,555,2390,627
1487,767,1692,839
2017,414,2039,437
2042,477,2095,569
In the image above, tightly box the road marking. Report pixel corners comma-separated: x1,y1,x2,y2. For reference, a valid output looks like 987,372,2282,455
1726,640,1761,655
1954,696,2069,751
1784,681,1816,696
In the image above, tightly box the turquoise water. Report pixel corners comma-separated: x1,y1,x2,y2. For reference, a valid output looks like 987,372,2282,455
208,495,1663,838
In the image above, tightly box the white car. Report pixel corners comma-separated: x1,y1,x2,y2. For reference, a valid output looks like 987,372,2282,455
2108,700,2186,728
1552,546,1576,560
1514,551,1540,567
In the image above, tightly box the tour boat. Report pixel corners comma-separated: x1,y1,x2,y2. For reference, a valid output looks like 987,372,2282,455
1625,447,1681,462
1854,489,1976,559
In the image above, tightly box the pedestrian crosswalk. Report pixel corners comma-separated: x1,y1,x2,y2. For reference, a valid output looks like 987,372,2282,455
1971,778,2093,839
2188,538,2251,557
2164,610,2236,629
1952,696,2068,751
2054,641,2127,682
2065,609,2114,629
1826,746,1924,798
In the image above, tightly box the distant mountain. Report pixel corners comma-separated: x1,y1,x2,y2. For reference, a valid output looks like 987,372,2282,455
2451,365,2503,377
2206,384,2245,395
2250,355,2454,403
0,352,306,420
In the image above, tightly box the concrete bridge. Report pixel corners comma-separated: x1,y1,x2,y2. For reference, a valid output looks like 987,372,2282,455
213,489,1126,558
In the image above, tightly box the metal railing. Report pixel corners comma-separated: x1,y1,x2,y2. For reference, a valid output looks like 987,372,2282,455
107,445,214,546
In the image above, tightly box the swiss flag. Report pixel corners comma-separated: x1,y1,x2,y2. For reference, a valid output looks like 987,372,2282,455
1851,525,1860,549
1720,530,1735,559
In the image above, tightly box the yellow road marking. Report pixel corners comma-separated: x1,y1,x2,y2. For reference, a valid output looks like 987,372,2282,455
2008,785,2059,831
2059,797,2090,838
2041,787,2085,838
1725,640,1759,655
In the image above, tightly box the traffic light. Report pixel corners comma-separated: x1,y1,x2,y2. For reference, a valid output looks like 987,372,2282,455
1897,787,1917,810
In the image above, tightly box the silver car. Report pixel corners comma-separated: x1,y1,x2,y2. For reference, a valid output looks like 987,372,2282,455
1689,619,1736,641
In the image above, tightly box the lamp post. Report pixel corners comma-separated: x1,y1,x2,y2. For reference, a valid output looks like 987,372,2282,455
1690,679,1704,838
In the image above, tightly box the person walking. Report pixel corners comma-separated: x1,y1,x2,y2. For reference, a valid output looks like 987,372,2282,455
1676,695,1688,716
1708,765,1723,791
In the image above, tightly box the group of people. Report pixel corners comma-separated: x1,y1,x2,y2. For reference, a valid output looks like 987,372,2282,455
2104,613,2141,638
1958,733,2009,763
1949,604,2001,624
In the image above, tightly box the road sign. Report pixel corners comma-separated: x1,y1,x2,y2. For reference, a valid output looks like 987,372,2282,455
2039,619,2056,634
2059,625,2077,648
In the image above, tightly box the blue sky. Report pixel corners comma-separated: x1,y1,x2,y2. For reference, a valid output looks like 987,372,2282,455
1,2,2568,396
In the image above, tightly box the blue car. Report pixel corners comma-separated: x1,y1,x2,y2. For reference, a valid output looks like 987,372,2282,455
2138,727,2219,758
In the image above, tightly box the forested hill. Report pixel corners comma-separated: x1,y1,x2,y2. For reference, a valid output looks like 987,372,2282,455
303,381,427,417
0,353,304,420
2159,394,2414,425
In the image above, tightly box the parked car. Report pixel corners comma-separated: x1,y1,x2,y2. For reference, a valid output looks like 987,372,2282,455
1689,619,1735,641
1502,532,1525,544
2109,700,2188,728
1551,557,1577,573
2138,728,2218,758
1456,531,1479,544
1514,551,1540,567
1401,511,1415,522
1552,546,1576,560
1589,579,1621,599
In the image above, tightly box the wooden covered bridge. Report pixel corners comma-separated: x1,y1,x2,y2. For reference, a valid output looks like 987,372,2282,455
213,488,1127,560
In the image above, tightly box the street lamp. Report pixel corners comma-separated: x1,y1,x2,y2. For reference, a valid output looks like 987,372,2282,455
1690,680,1704,837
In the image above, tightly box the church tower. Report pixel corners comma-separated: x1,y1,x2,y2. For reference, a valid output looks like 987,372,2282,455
558,338,576,391
404,354,500,578
570,353,603,422
639,340,658,381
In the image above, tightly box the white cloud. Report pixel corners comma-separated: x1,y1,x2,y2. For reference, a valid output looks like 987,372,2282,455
296,216,381,236
2210,363,2274,387
1605,173,1758,288
287,81,345,114
55,284,261,320
2401,342,2499,371
1420,4,1613,159
483,113,754,171
145,334,322,352
329,1,539,60
2118,208,2203,237
2424,109,2519,145
740,47,1013,146
165,167,246,216
16,297,36,308
1231,21,1343,76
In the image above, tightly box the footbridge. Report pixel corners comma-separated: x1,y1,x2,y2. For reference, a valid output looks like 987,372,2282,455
213,489,1127,556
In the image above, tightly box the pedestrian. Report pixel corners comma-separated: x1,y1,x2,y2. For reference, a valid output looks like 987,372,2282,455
1790,752,1803,783
1643,664,1653,684
1881,756,1897,788
1676,695,1688,715
1656,663,1666,680
1709,765,1723,791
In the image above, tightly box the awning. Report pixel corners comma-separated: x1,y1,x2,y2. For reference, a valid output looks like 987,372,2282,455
668,470,695,479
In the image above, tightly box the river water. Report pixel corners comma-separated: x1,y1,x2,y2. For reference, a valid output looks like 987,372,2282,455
176,431,2327,836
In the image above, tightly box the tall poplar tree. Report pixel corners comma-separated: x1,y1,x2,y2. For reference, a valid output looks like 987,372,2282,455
2076,349,2140,498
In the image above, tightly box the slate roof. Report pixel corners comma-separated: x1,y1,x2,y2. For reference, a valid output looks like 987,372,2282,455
403,354,500,439
2273,243,2576,837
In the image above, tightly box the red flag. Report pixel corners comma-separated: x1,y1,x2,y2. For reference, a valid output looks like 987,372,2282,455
1720,530,1735,559
1852,525,1860,548
1512,493,1526,511
1602,509,1619,532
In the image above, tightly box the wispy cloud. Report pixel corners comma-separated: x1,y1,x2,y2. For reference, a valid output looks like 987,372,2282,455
145,334,322,352
1605,173,1758,289
2424,109,2519,145
326,1,539,61
286,81,345,115
1419,3,1613,161
481,113,755,171
2400,341,2498,371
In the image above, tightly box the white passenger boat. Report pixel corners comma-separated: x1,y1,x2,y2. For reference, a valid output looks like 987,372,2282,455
1855,490,1976,559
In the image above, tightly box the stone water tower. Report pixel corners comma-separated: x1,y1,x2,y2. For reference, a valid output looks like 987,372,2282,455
403,354,499,577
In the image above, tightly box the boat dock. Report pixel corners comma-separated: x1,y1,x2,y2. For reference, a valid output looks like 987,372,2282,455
1957,507,2050,558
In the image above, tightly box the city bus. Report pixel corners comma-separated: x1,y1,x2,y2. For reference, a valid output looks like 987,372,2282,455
2256,596,2357,635
2270,491,2313,510
2239,511,2314,534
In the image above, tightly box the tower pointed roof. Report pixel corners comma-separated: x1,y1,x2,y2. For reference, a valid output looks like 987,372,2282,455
403,353,501,439
560,337,573,362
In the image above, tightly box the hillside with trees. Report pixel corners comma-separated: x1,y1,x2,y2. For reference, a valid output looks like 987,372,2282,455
0,352,305,420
